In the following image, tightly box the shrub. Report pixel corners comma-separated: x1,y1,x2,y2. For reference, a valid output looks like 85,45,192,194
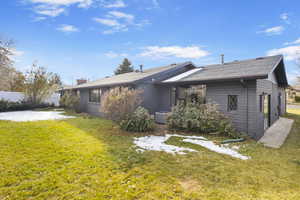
0,99,50,112
295,96,300,103
120,106,154,132
100,87,143,122
59,92,80,112
167,102,240,138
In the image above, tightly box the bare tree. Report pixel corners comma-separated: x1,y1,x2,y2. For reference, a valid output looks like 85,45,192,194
24,62,62,105
0,37,15,91
0,37,14,68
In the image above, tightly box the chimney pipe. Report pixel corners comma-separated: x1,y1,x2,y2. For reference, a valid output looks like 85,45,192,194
221,54,224,65
140,64,143,72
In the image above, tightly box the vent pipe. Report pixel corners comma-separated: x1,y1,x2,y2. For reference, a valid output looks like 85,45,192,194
221,54,224,65
140,64,143,72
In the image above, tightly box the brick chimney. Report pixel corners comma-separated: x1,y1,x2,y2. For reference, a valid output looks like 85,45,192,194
77,79,87,85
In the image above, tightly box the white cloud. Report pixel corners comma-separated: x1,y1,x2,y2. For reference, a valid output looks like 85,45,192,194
93,11,148,34
8,49,25,63
288,71,300,84
107,11,134,23
267,45,300,61
104,51,128,58
34,5,65,17
28,0,92,18
258,26,284,35
102,0,126,8
57,24,79,33
93,18,120,27
280,13,290,24
10,49,25,57
284,38,300,45
139,46,210,59
29,0,93,7
93,17,128,34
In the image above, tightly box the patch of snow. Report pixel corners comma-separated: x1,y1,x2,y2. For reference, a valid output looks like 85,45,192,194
167,134,208,140
134,134,250,160
183,139,250,160
0,111,75,122
134,135,197,155
231,145,240,150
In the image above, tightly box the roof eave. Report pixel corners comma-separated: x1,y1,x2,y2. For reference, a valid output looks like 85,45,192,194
157,74,268,86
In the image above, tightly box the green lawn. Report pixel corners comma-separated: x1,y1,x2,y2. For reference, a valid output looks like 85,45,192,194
0,110,299,200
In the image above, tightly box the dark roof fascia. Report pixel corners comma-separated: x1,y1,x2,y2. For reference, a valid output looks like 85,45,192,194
65,62,194,90
75,82,135,90
278,60,288,87
157,74,268,86
268,55,288,87
269,55,283,74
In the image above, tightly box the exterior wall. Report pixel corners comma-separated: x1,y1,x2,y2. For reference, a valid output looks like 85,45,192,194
137,84,172,114
138,84,159,114
78,84,173,116
279,87,286,115
205,81,257,137
268,71,278,84
76,65,194,116
255,79,286,139
79,88,103,117
156,86,172,112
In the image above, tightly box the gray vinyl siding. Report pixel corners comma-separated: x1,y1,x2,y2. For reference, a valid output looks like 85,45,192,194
279,87,286,115
79,88,104,117
268,71,278,84
206,81,256,136
246,81,258,138
138,84,173,114
138,84,159,114
157,86,172,112
79,89,88,112
255,79,286,139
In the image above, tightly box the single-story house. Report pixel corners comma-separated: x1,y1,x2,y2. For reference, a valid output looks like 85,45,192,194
62,55,288,140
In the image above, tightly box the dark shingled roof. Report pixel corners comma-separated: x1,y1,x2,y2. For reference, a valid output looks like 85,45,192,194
69,62,192,89
165,55,287,85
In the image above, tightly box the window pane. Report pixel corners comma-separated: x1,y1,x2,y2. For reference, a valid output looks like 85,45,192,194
89,89,101,103
228,95,238,111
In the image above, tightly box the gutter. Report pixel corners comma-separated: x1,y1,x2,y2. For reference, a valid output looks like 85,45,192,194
157,75,268,86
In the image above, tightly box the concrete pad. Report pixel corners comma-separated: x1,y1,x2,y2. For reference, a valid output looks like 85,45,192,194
259,117,294,148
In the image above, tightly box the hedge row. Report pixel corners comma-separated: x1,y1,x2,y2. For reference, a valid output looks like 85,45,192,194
0,99,53,112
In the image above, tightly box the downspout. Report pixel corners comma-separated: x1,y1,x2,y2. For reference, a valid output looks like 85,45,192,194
240,79,249,134
246,85,249,135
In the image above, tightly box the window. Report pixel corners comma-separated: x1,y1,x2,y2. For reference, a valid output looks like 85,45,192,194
228,95,238,111
89,88,102,103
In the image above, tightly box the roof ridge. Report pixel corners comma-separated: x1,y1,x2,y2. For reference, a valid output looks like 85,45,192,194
201,55,282,69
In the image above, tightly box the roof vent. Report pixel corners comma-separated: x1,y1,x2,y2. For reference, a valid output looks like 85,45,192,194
220,54,224,65
139,64,143,73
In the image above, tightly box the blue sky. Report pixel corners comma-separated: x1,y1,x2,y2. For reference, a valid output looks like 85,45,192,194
1,0,300,85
